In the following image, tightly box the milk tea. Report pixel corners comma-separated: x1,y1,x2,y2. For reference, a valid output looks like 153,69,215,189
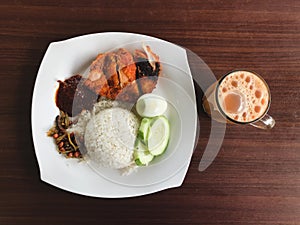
217,71,269,123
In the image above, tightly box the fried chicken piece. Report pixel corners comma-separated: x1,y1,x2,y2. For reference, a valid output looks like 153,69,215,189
134,46,160,68
84,53,109,96
113,48,139,101
134,46,161,95
103,52,120,99
85,49,138,101
137,76,158,94
104,52,119,87
115,80,141,102
142,45,160,71
116,48,136,87
84,46,161,102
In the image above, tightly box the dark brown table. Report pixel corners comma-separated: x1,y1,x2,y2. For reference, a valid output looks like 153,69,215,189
1,1,299,224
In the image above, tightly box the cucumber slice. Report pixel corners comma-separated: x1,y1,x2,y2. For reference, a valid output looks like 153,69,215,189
134,139,154,166
138,118,151,143
147,116,170,156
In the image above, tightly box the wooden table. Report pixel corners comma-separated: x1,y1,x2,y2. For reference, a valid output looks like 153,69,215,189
1,1,299,224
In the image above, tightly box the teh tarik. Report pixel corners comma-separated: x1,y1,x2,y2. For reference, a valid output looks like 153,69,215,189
217,71,270,123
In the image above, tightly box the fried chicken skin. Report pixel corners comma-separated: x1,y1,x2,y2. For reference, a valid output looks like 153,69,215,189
134,46,161,95
84,53,109,96
84,46,161,102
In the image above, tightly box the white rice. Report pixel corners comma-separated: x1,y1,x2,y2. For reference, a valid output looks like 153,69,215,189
69,99,140,174
84,106,139,169
68,99,115,137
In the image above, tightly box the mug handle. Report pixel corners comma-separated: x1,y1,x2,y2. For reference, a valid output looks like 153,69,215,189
250,114,275,129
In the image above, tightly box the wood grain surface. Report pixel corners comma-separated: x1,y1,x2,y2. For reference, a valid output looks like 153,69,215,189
1,0,299,224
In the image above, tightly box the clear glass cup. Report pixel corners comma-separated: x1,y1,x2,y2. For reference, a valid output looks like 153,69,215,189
202,70,275,129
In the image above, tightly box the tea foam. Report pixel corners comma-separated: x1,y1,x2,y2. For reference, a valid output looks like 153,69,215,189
218,71,269,122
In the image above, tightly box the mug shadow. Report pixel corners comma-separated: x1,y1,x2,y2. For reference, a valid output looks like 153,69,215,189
187,49,226,171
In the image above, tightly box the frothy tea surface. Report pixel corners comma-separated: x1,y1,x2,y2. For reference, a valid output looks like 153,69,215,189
217,71,269,122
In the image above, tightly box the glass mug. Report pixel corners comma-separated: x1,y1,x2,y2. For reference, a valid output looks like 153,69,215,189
202,70,275,129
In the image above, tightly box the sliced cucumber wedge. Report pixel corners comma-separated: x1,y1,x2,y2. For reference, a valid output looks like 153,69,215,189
134,115,170,166
147,116,170,156
138,117,151,144
134,139,154,166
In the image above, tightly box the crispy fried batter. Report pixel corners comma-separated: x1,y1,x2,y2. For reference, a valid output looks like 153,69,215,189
134,46,161,95
116,80,141,102
104,52,119,87
116,48,136,87
84,53,109,96
143,45,160,71
138,76,158,94
114,48,139,101
84,46,160,102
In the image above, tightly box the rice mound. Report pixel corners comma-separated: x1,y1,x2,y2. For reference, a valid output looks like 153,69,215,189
84,107,139,169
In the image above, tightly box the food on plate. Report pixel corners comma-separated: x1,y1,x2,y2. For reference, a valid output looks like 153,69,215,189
84,45,161,103
84,106,139,170
54,45,161,117
134,116,170,166
147,116,170,156
47,111,82,158
56,75,98,116
134,45,160,94
48,45,171,174
137,117,152,141
134,139,154,166
136,93,168,117
84,49,137,101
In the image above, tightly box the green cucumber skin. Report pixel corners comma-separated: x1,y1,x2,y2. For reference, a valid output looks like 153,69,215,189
134,152,154,166
149,138,169,156
147,116,170,156
134,139,154,166
138,118,151,144
135,159,145,166
134,115,170,165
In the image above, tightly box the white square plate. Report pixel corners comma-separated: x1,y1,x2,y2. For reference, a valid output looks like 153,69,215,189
31,32,197,197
